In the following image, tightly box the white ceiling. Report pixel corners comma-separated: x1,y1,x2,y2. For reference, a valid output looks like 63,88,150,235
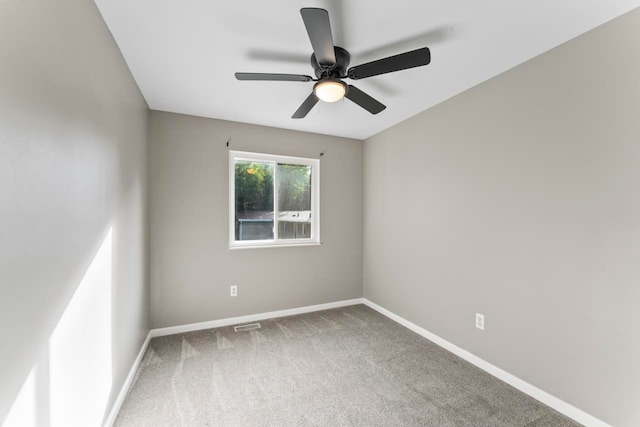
95,0,640,140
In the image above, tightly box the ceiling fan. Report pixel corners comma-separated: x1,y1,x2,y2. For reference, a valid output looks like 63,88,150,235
235,8,431,119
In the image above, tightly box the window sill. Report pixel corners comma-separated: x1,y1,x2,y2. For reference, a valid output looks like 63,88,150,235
229,242,322,250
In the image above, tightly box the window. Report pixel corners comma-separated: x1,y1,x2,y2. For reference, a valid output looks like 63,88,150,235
229,151,320,248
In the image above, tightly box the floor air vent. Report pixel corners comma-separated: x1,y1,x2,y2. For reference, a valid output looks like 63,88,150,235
234,322,261,332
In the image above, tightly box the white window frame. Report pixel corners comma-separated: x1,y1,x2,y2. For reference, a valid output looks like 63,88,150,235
229,150,320,249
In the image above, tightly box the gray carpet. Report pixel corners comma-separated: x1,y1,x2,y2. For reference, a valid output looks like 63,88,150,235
115,305,582,426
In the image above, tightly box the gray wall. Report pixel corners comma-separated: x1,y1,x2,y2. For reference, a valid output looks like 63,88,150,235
149,111,363,328
364,8,640,427
0,0,149,424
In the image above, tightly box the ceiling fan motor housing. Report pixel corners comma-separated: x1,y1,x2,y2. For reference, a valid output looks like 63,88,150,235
311,46,350,79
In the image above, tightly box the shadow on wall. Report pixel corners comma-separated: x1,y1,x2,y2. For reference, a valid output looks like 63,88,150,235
3,229,114,427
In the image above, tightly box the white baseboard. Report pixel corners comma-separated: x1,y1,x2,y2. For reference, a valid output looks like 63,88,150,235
103,298,365,427
103,331,152,427
107,297,607,427
150,298,365,338
105,298,364,425
362,299,611,427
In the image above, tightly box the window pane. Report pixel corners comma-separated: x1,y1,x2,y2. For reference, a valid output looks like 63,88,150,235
234,160,274,241
277,163,311,239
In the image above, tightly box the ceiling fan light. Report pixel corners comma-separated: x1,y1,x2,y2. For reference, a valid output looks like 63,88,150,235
314,80,347,103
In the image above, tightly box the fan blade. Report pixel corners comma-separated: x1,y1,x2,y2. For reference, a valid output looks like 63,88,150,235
292,93,319,119
300,8,336,66
235,73,313,82
347,47,431,80
345,85,386,114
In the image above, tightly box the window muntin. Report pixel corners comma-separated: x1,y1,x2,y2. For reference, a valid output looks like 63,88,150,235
229,151,320,248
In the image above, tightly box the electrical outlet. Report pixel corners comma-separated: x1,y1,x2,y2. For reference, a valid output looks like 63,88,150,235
230,285,237,297
475,313,485,330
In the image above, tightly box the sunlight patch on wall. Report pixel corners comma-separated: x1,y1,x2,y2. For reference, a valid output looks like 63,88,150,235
49,228,113,427
2,366,37,427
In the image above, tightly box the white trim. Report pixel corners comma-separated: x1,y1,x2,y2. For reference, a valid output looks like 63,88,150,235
228,242,322,250
104,299,362,425
229,150,320,249
362,299,611,427
150,298,365,338
103,331,152,427
106,298,608,427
